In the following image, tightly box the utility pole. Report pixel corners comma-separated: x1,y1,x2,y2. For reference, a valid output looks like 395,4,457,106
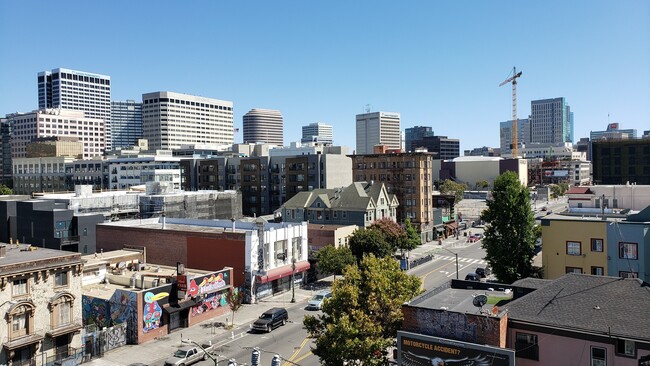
291,257,296,303
442,247,459,279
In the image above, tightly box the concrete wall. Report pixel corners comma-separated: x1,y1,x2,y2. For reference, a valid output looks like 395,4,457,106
322,154,352,189
541,218,608,279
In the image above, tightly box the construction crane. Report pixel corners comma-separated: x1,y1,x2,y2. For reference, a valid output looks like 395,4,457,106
499,67,523,157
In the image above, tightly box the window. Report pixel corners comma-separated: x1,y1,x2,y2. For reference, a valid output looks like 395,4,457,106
55,271,69,287
57,301,71,325
12,313,28,337
591,346,606,366
12,278,28,297
619,242,638,259
591,267,604,276
591,238,603,252
515,332,539,360
566,241,581,256
566,267,583,274
616,339,635,357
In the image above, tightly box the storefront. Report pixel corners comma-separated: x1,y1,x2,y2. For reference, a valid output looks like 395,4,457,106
254,261,310,300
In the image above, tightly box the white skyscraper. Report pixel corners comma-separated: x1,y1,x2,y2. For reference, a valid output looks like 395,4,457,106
142,91,234,150
355,111,401,154
38,68,112,148
301,122,333,144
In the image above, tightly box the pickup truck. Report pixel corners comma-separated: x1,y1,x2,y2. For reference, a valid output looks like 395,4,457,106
164,345,210,366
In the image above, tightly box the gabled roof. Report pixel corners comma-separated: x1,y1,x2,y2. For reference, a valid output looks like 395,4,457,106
505,273,650,341
281,182,395,211
566,187,593,195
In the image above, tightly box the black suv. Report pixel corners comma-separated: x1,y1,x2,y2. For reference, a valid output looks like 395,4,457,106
475,266,491,278
252,307,288,333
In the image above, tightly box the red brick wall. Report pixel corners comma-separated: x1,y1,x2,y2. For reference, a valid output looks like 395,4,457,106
96,226,188,267
187,237,246,287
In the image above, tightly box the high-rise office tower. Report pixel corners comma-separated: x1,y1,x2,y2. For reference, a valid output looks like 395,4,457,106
7,109,105,159
405,126,434,153
38,68,112,148
142,91,234,150
355,111,401,154
243,109,284,146
111,100,143,149
499,118,530,155
301,122,333,144
529,98,572,144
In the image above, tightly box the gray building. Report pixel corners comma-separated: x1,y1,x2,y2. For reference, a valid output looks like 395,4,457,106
411,135,460,160
301,122,333,145
281,181,398,228
38,68,112,148
356,111,401,154
0,117,11,186
243,109,284,146
530,97,572,144
111,100,143,149
589,122,637,161
404,126,434,153
499,118,530,156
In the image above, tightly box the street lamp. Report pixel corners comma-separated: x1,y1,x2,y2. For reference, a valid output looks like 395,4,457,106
290,257,296,303
182,339,222,366
441,247,459,280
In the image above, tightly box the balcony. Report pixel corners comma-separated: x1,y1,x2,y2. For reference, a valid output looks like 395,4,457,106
58,236,80,248
47,322,83,338
3,329,45,351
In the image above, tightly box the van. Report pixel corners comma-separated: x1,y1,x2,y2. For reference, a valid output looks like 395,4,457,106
306,290,332,310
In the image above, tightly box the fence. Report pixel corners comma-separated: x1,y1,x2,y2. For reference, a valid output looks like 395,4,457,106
81,322,127,362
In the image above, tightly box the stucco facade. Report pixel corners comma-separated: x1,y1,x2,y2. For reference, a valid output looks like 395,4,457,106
541,215,609,279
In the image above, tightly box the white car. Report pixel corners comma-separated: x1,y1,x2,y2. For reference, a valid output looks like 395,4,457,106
306,290,332,310
164,346,207,366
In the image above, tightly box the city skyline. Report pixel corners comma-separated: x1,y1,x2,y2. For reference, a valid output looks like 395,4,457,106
0,1,648,153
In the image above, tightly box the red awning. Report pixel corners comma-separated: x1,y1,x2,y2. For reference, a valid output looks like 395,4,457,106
256,261,310,284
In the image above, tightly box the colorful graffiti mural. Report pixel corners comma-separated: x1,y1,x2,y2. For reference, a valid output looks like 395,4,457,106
186,271,228,299
82,296,111,328
190,289,231,317
143,291,169,332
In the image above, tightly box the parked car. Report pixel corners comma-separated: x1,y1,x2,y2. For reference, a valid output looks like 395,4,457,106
475,266,491,278
540,207,547,211
252,307,288,333
464,272,480,281
164,346,207,366
306,290,332,311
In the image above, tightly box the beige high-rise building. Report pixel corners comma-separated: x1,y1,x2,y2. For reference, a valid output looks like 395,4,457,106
243,109,284,146
7,109,105,159
351,151,435,242
142,91,234,150
355,111,401,154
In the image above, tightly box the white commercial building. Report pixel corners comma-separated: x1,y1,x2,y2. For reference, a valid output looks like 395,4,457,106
301,122,333,144
567,185,650,211
355,111,401,154
243,109,284,146
7,109,105,159
38,68,112,149
107,155,182,191
142,91,234,150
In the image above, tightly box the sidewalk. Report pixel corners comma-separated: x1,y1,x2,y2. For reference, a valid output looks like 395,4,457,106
84,287,318,366
85,235,478,366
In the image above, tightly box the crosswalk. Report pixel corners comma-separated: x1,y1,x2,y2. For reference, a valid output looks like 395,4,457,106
436,255,487,266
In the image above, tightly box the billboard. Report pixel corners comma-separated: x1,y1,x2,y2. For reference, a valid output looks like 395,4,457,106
397,331,515,366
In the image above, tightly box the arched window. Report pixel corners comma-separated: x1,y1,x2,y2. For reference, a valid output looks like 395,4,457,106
49,293,75,328
7,300,36,338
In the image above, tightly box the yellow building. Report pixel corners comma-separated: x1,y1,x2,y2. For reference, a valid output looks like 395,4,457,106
541,214,609,279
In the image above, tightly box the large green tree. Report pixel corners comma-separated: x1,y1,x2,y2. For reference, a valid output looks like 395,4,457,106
348,228,393,261
304,255,421,366
480,171,537,283
400,218,421,254
439,179,467,203
315,245,356,279
0,184,12,195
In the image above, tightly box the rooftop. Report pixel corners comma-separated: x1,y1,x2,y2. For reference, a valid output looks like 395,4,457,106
98,217,302,235
0,243,82,274
408,284,513,317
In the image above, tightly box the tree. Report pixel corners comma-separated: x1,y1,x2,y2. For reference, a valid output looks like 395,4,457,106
475,180,489,190
549,182,570,199
348,228,393,261
315,245,356,279
399,218,421,255
439,179,467,203
225,288,243,328
480,171,537,284
370,218,404,249
304,255,421,366
0,184,12,195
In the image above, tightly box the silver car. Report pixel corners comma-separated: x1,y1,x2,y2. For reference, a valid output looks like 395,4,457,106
164,346,207,366
306,290,332,310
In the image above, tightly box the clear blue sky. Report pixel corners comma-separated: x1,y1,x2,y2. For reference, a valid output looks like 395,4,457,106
1,1,648,153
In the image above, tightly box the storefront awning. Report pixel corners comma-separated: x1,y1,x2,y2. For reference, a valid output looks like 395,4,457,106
163,299,197,314
256,261,310,285
444,222,458,230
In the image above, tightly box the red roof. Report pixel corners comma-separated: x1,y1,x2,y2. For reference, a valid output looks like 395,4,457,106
567,187,592,195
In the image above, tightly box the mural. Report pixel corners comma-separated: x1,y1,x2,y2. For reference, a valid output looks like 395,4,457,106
143,291,169,332
185,271,229,299
82,296,111,328
108,290,138,343
191,288,232,317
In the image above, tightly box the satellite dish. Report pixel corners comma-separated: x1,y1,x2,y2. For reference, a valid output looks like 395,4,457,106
473,295,488,308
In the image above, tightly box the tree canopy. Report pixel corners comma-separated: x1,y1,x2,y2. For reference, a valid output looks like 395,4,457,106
315,245,356,278
348,227,394,261
0,184,12,195
400,218,421,253
439,179,467,203
304,255,422,366
480,172,538,283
